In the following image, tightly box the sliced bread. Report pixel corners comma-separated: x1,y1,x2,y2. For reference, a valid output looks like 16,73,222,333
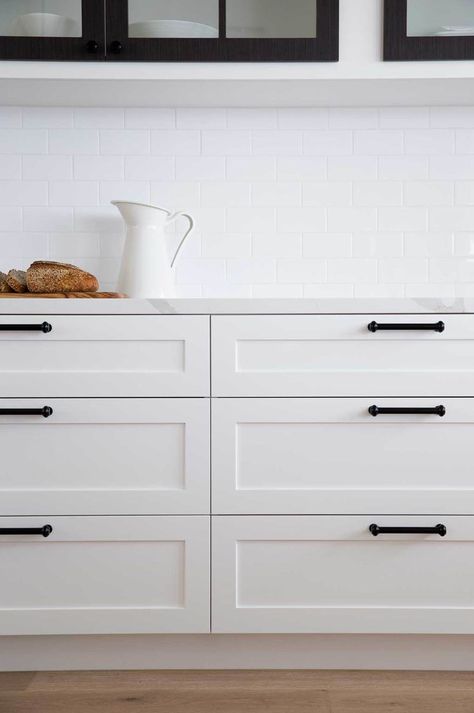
6,269,27,293
0,271,13,293
26,261,99,293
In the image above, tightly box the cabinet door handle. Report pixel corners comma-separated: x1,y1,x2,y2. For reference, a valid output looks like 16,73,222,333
370,523,446,537
368,405,446,417
0,407,53,418
0,525,52,538
368,321,445,333
110,40,123,54
86,40,99,53
0,322,52,333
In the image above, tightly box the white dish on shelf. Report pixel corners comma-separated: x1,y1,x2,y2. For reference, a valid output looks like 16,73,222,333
9,12,79,37
129,20,218,38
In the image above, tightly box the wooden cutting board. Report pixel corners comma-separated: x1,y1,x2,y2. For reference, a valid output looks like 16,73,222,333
0,292,126,299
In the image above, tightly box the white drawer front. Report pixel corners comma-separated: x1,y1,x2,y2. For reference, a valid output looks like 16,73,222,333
212,398,474,514
0,315,209,397
0,399,209,515
0,516,210,635
212,314,473,396
213,516,473,634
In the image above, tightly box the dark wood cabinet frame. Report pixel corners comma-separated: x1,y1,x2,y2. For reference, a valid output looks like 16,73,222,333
105,0,339,62
384,0,474,61
0,0,105,61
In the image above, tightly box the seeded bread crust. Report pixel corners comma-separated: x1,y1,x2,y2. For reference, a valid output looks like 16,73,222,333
26,261,99,293
6,269,27,293
0,271,13,293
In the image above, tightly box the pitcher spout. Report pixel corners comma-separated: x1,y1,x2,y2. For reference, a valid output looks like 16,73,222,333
111,201,170,228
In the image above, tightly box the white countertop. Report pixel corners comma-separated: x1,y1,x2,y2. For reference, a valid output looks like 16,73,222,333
0,297,473,314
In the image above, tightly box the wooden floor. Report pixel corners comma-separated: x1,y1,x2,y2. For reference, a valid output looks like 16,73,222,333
1,670,474,713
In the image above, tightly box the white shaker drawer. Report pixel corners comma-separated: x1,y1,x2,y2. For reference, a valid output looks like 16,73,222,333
212,515,473,634
0,315,209,397
0,399,209,515
211,314,474,396
212,398,474,515
0,516,210,635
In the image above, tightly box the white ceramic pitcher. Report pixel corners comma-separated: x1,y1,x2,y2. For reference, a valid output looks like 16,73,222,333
112,201,194,298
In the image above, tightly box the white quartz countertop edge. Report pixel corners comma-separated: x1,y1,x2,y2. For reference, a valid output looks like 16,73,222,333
0,298,472,314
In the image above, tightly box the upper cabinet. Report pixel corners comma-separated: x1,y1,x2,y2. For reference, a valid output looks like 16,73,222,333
385,0,474,61
0,0,339,62
0,0,105,60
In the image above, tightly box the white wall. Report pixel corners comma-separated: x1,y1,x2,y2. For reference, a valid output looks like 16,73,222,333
1,104,474,297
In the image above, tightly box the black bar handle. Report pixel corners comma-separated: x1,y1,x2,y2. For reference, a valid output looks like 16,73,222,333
370,523,447,537
0,525,52,538
0,406,53,418
0,322,52,333
368,320,445,333
368,404,446,417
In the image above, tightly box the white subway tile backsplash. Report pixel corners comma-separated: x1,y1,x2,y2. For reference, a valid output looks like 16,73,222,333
277,259,326,284
404,181,454,206
100,130,150,155
0,104,473,295
227,206,276,233
202,130,251,156
0,182,47,207
354,130,404,155
328,156,377,180
0,156,21,180
303,130,353,156
50,181,99,207
352,232,404,257
277,206,325,233
328,206,377,232
303,233,351,258
228,157,276,181
152,130,200,156
23,108,73,129
125,156,174,181
252,232,302,258
0,130,47,155
49,129,99,155
278,156,326,180
252,182,301,207
404,129,455,155
125,108,175,129
302,181,351,206
353,181,402,206
23,155,72,180
74,156,124,181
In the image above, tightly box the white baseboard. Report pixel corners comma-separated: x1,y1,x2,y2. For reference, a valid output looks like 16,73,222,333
1,634,474,672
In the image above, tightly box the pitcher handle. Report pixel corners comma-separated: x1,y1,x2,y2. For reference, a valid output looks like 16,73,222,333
167,212,194,268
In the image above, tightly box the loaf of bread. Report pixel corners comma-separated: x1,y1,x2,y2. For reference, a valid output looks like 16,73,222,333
6,269,27,293
0,271,13,293
26,261,99,293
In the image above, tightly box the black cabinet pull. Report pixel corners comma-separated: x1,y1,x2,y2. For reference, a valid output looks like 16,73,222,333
110,41,123,54
368,321,445,333
0,322,52,333
86,40,99,53
0,407,53,418
0,525,52,538
370,523,447,537
368,405,445,417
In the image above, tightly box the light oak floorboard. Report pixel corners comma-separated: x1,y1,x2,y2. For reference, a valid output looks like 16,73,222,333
1,670,474,713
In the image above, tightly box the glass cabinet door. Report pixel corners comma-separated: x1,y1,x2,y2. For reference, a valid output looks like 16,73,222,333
0,0,104,59
106,0,338,61
385,0,474,61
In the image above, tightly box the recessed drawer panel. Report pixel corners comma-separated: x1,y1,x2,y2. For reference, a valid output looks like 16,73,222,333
212,314,473,396
213,515,474,634
0,315,209,396
0,516,210,635
212,397,474,514
0,399,209,515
